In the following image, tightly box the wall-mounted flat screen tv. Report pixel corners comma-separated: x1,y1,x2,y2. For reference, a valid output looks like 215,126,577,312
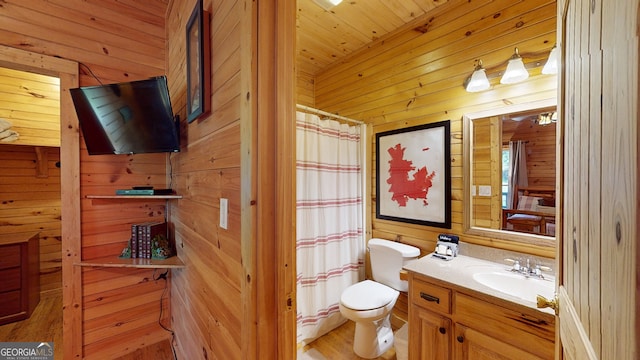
70,76,180,155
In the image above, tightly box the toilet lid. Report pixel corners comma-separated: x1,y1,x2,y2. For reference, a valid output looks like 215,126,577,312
341,280,399,311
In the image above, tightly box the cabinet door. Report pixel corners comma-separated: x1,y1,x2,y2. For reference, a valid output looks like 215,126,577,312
409,306,451,360
454,325,544,360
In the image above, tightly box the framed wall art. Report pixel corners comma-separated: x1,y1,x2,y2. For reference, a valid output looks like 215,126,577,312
186,0,211,123
375,120,451,228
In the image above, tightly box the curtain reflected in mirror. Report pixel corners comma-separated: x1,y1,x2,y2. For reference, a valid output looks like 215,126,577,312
463,99,558,246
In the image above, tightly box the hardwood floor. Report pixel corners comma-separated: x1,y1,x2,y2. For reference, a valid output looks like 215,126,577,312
0,289,63,360
0,290,397,360
0,289,175,360
299,321,398,360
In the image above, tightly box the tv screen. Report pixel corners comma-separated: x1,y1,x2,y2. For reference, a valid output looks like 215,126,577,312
70,76,180,155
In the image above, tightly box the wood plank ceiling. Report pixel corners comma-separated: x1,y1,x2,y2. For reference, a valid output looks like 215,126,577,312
296,0,449,76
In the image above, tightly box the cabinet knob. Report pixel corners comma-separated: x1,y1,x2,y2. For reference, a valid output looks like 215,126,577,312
439,327,446,334
457,335,464,343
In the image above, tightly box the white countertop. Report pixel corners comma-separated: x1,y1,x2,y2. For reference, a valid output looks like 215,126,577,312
403,253,556,314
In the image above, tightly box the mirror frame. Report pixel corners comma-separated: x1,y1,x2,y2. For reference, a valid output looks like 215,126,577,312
462,98,557,250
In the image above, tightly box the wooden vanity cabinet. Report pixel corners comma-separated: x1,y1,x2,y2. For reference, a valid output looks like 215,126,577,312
409,277,452,360
410,304,451,360
453,325,540,360
408,273,555,360
0,233,40,325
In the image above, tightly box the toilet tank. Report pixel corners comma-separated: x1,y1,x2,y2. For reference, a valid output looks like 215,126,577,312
368,238,420,292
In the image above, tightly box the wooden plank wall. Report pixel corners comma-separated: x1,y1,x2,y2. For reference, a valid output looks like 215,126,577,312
0,144,62,292
165,0,246,358
0,1,172,358
0,68,60,147
297,70,315,107
471,117,501,229
80,152,171,359
312,0,557,256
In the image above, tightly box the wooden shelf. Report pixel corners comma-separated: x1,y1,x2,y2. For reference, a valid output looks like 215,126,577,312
86,195,182,199
76,256,185,269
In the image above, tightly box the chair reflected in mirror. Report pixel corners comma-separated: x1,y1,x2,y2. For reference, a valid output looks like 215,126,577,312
502,186,555,236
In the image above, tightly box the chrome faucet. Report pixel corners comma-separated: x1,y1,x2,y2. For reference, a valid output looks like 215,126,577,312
505,258,551,279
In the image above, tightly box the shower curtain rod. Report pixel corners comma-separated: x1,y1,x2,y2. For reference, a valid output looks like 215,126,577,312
296,104,364,125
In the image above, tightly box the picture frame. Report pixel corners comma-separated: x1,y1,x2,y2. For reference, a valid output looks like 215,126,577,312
186,0,211,123
375,120,451,228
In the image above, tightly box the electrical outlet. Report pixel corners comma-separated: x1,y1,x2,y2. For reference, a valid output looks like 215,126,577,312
220,198,228,229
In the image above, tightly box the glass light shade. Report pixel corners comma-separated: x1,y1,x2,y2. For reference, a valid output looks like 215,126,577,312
542,46,559,74
500,57,529,84
466,68,490,92
312,0,343,10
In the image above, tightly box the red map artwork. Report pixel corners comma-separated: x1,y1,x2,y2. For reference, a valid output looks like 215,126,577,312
386,143,436,207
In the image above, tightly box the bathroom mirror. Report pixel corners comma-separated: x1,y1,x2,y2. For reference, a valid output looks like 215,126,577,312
463,99,557,248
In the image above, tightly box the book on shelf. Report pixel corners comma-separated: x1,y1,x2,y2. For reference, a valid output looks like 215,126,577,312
133,221,169,259
128,221,151,259
136,221,150,259
122,221,173,260
130,224,138,258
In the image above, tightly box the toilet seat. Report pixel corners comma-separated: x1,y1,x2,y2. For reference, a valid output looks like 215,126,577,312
341,280,398,311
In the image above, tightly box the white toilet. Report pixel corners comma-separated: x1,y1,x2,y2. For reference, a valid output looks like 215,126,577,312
339,238,420,358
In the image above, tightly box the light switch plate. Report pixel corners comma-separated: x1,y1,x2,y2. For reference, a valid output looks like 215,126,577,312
220,198,228,229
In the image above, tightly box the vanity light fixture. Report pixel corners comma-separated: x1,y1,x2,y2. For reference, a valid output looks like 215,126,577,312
537,112,557,125
464,46,557,92
500,47,529,84
542,45,559,75
312,0,343,11
465,60,491,92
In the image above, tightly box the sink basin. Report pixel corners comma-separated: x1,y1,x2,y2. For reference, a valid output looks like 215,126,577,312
472,271,555,302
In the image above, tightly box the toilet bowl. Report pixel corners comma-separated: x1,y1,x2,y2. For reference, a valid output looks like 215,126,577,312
339,280,399,358
339,238,420,359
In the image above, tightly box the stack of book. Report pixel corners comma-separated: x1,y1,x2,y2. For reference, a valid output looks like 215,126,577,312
130,221,168,259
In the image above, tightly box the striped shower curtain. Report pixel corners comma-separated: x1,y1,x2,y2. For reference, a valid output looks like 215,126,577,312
296,111,365,345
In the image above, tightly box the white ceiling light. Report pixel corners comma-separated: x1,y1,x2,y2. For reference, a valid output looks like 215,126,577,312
500,47,529,84
542,45,559,75
313,0,343,11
